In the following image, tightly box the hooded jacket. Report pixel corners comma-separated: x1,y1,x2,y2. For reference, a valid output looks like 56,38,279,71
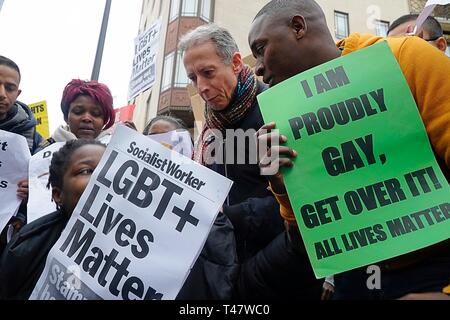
270,33,450,300
0,211,68,300
0,101,43,239
337,33,450,174
331,33,450,299
0,101,43,154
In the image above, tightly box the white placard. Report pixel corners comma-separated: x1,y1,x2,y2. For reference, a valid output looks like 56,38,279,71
27,142,65,223
424,0,450,5
415,0,450,35
30,125,233,300
128,19,161,100
148,130,193,159
0,130,31,231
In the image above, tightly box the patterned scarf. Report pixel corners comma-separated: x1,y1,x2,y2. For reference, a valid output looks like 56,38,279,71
194,65,257,165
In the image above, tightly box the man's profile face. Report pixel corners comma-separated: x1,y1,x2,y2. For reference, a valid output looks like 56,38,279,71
249,14,305,87
183,41,240,111
0,65,21,121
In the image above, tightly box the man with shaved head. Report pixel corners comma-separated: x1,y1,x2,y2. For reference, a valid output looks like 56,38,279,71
387,14,448,53
249,0,450,300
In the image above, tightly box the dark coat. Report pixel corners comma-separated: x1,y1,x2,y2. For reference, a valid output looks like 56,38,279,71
179,214,322,300
0,211,68,300
207,80,284,261
0,101,43,242
0,101,43,155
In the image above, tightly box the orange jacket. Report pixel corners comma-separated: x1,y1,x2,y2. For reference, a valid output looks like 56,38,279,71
278,33,450,221
276,34,450,274
337,33,450,168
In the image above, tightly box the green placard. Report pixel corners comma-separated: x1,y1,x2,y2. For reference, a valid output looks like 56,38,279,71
258,42,450,278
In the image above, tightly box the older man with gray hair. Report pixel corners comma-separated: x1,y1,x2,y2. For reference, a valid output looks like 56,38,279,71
179,23,286,262
176,23,322,299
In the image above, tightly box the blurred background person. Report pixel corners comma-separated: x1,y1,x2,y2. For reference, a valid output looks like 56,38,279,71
387,14,448,53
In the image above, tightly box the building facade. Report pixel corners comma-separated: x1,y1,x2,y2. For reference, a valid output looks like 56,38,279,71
131,0,446,131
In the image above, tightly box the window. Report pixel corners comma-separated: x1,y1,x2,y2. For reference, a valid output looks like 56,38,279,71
170,0,180,22
175,51,190,87
169,0,213,22
161,52,175,92
374,20,389,37
200,0,212,22
181,0,198,17
334,11,349,39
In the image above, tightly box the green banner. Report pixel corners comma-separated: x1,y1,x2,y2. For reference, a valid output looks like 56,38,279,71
258,42,450,279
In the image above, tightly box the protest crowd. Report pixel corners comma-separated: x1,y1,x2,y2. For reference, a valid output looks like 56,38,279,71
0,0,449,301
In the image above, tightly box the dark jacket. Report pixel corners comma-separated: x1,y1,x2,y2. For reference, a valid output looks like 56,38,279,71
0,211,69,300
0,101,43,251
207,80,284,261
0,101,43,155
0,210,320,300
179,214,322,300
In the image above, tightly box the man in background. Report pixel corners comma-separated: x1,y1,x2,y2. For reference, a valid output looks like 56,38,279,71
0,55,42,253
388,14,448,53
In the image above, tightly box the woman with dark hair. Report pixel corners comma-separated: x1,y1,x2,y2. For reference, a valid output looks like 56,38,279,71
39,79,116,149
143,115,193,157
143,115,187,136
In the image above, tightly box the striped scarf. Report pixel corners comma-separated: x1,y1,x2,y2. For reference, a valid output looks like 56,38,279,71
194,65,257,165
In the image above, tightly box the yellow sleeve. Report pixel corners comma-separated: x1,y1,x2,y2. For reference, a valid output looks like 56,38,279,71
269,182,297,225
444,284,450,295
391,37,450,168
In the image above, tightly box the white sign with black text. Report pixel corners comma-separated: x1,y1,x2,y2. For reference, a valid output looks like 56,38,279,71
30,125,233,300
0,130,31,231
27,142,65,223
128,19,161,100
148,130,193,159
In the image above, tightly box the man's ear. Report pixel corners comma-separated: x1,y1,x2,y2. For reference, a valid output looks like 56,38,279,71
436,37,448,53
406,24,416,35
231,52,244,75
290,15,307,39
52,187,63,209
17,89,22,98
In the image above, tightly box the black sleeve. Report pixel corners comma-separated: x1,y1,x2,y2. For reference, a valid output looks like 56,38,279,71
0,202,27,256
177,212,239,300
234,227,323,300
15,201,28,225
223,196,284,258
0,212,65,300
